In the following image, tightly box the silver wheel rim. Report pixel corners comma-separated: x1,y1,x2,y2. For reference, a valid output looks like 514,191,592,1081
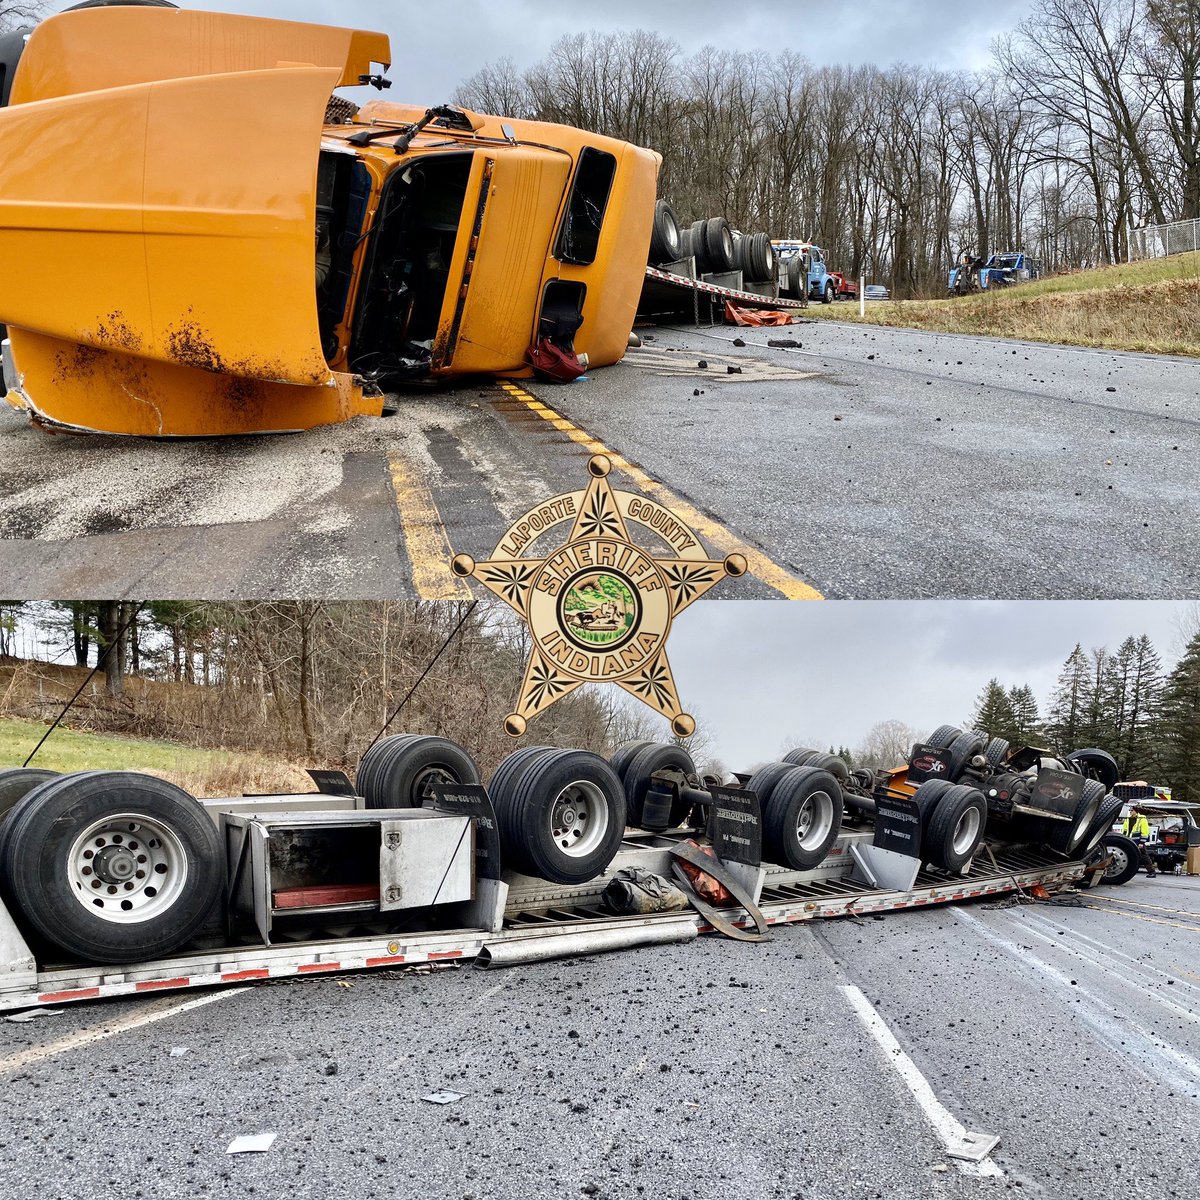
1104,845,1129,879
67,813,188,923
549,780,609,858
952,807,982,856
796,790,834,851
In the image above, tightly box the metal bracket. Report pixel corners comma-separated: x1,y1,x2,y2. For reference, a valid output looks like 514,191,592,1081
850,842,921,892
946,1130,1002,1163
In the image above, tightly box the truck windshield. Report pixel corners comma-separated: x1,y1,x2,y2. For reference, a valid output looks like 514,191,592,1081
556,147,617,266
350,153,473,381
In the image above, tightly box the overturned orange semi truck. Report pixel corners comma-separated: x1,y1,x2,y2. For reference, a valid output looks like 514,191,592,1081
0,5,659,436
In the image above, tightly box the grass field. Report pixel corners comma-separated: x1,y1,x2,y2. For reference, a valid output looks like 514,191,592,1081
808,254,1200,356
0,716,311,797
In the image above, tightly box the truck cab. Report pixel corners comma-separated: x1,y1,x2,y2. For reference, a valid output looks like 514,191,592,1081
0,6,659,436
949,251,1041,294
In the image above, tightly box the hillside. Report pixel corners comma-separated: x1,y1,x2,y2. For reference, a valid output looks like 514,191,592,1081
810,255,1200,357
1,657,317,797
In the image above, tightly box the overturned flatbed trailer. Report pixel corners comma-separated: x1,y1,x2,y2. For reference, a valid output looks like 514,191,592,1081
0,815,1086,1014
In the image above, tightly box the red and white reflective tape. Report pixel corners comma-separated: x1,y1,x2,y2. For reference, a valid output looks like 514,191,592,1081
643,266,807,309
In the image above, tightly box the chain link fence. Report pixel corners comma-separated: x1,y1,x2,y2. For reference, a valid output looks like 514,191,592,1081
1130,218,1200,260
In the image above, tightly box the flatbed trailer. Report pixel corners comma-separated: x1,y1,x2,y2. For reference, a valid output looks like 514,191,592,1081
639,265,807,325
0,816,1085,1014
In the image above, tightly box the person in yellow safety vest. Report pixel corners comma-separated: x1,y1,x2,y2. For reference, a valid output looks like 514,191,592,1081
1124,812,1150,839
1122,810,1156,878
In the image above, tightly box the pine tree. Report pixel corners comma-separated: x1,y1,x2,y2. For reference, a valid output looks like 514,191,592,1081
970,679,1017,742
1124,635,1164,780
1007,684,1041,743
1158,632,1200,802
1046,644,1091,751
1079,646,1112,748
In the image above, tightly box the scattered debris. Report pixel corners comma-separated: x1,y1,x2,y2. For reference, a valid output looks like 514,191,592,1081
227,1133,277,1155
168,1046,191,1058
5,1008,63,1023
767,338,802,349
421,1090,466,1105
726,365,743,375
732,337,746,347
324,1061,339,1077
697,360,709,369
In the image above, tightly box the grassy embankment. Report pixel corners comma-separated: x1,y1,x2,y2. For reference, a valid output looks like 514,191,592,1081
808,254,1200,356
0,715,311,796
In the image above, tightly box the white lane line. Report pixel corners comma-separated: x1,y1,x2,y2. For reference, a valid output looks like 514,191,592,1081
1015,910,1200,1023
840,984,1005,1179
952,908,1200,1095
0,988,248,1075
1022,913,1200,997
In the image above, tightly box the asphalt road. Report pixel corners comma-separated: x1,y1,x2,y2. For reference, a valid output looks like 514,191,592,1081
2,874,1196,1200
0,322,1197,599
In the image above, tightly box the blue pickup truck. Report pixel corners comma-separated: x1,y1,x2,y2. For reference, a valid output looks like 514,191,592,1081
948,251,1041,294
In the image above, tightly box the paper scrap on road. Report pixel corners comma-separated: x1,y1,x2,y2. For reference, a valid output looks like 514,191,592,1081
168,1046,191,1058
421,1090,465,1105
227,1134,277,1154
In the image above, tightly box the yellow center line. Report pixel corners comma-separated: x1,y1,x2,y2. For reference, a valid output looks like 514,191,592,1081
1080,904,1200,933
387,455,474,601
1086,893,1200,919
497,382,823,600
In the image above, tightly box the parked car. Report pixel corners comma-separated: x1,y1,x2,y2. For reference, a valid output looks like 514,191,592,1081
863,284,890,301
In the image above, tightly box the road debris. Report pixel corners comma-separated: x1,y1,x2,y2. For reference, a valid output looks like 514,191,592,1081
421,1090,466,1105
227,1133,277,1154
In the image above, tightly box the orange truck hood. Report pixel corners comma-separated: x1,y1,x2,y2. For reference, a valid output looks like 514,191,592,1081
0,8,390,390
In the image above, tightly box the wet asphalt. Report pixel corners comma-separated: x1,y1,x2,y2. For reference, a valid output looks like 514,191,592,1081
1,874,1196,1200
0,322,1196,599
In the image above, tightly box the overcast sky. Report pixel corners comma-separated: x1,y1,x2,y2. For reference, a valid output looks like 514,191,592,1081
102,1,1037,102
660,601,1196,772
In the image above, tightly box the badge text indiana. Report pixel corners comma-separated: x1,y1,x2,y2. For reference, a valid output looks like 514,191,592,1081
452,455,745,737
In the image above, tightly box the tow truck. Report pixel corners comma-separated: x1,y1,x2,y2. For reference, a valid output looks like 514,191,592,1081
0,723,1125,1013
948,251,1041,295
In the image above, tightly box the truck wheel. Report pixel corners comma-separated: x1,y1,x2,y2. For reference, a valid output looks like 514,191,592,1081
610,741,657,782
1064,748,1119,795
785,258,805,297
702,217,736,273
0,768,59,826
823,282,834,305
622,743,694,828
1099,834,1140,886
738,232,775,283
357,734,480,808
1078,794,1123,857
492,750,626,885
926,724,962,749
924,784,987,872
805,752,850,784
1046,779,1105,855
763,766,843,870
984,738,1010,768
0,772,222,964
746,761,802,809
689,220,710,273
946,730,987,780
782,747,821,767
648,199,681,265
912,778,956,826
